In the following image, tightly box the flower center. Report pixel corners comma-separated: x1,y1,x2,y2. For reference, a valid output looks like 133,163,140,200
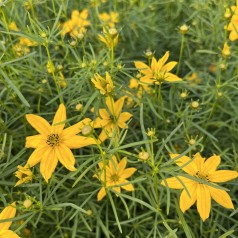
196,171,210,182
110,173,119,183
153,71,165,82
46,134,60,147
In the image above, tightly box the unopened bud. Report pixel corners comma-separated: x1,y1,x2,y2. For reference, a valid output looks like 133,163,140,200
180,24,189,34
82,125,93,136
191,101,199,109
138,152,150,161
23,199,32,209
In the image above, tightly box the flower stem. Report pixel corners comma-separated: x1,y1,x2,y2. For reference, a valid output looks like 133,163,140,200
176,34,185,75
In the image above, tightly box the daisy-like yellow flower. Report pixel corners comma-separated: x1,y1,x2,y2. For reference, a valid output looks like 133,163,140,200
25,104,96,182
95,155,137,201
222,42,231,58
98,27,118,49
0,202,20,238
93,97,132,142
13,37,37,56
61,9,90,38
134,51,182,85
91,71,114,96
15,165,33,186
225,1,238,41
161,153,238,221
99,11,119,28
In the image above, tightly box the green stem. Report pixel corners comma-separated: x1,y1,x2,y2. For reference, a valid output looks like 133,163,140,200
176,34,185,75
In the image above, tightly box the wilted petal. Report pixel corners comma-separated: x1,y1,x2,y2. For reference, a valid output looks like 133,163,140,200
209,170,238,182
51,104,66,134
56,144,76,171
0,202,16,231
208,186,234,209
26,114,51,136
196,184,211,221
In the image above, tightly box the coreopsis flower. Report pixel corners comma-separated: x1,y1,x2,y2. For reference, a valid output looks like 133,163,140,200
13,37,37,56
124,78,151,106
91,71,114,96
25,104,96,182
93,97,132,142
222,42,231,58
134,51,182,85
99,11,119,28
94,156,137,201
9,21,19,31
161,153,238,221
224,1,238,41
0,202,20,238
61,9,90,38
15,165,33,186
98,27,118,49
185,72,201,86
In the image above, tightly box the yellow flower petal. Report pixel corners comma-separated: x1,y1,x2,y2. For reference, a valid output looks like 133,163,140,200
157,51,169,70
109,156,118,171
40,148,58,183
0,202,16,231
51,104,66,134
121,181,134,191
180,182,197,212
170,154,197,176
62,135,96,149
61,118,92,137
120,168,137,179
208,186,234,209
26,145,49,167
55,144,76,171
164,72,182,82
203,155,221,174
25,135,45,148
26,114,51,136
196,184,211,221
118,112,132,128
134,61,152,75
117,157,127,175
112,186,121,195
162,61,177,72
0,230,20,238
161,176,192,189
114,97,125,117
97,187,106,201
209,170,238,182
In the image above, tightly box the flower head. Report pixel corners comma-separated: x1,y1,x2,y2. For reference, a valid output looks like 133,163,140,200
15,165,33,186
99,11,119,28
94,156,137,201
98,27,118,49
93,97,132,142
25,104,96,182
185,72,201,86
134,51,182,85
222,42,231,58
161,153,238,221
91,71,114,96
0,202,20,238
225,2,238,41
61,9,90,38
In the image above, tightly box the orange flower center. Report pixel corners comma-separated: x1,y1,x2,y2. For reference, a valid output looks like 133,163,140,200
110,173,119,183
196,171,210,182
46,134,60,147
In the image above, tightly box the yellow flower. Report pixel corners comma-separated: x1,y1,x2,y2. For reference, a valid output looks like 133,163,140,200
99,11,119,28
93,97,132,142
225,1,238,41
0,202,20,238
91,71,114,96
25,104,96,182
95,155,137,201
15,165,33,186
61,9,90,38
9,21,19,31
98,27,118,49
134,51,182,85
161,153,238,221
185,72,201,86
13,37,37,56
222,42,231,58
